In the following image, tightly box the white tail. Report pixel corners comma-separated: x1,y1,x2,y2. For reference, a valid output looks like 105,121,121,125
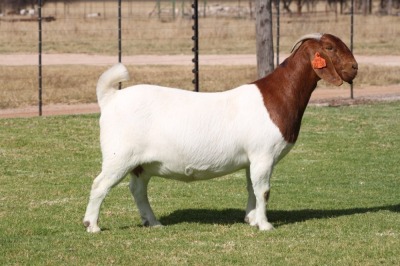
96,63,130,108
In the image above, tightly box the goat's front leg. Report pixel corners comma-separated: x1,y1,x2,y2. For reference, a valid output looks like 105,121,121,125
129,173,162,227
244,167,256,224
245,158,275,231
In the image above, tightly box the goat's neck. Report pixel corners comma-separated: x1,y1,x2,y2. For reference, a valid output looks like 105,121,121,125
253,53,320,143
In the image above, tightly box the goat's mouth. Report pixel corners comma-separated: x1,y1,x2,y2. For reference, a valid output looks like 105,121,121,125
341,69,358,84
341,61,358,84
342,75,356,85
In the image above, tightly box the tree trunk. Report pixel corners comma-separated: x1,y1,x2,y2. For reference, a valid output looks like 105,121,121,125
255,0,274,79
387,0,393,15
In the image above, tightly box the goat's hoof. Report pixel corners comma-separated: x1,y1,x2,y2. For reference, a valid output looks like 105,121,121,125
244,211,256,225
258,221,274,231
152,223,164,228
149,221,163,228
142,220,163,228
246,217,274,231
86,225,101,233
83,221,101,233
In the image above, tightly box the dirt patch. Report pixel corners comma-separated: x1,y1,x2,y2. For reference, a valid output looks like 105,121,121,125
0,103,100,119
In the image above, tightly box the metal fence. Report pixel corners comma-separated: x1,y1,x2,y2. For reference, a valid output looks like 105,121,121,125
0,0,396,115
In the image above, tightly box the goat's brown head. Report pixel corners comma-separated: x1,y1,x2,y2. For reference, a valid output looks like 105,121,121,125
291,33,358,86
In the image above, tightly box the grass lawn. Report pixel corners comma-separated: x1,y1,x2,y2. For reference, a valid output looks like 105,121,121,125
0,102,399,265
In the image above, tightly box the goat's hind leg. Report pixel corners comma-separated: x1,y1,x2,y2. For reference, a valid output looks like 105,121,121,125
129,171,162,227
83,167,129,233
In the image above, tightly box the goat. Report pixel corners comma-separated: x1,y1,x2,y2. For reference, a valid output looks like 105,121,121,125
83,33,358,233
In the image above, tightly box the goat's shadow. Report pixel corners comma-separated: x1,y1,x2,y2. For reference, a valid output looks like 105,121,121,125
158,204,400,227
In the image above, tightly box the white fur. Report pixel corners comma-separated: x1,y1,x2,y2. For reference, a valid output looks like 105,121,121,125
83,64,293,233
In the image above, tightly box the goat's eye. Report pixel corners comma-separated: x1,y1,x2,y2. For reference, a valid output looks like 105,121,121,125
325,46,333,51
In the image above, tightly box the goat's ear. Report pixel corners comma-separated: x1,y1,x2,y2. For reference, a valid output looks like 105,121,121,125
312,52,343,86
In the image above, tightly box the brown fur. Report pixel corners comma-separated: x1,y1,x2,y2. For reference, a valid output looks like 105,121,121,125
253,34,357,143
264,191,270,202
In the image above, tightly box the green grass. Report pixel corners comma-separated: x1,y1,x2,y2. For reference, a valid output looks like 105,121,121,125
0,102,399,265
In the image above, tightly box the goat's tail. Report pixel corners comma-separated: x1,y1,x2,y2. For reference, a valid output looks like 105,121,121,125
96,63,130,108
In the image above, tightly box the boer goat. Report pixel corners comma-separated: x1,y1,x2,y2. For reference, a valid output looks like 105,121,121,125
83,33,358,233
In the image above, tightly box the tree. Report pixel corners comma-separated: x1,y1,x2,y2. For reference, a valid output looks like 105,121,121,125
255,0,274,79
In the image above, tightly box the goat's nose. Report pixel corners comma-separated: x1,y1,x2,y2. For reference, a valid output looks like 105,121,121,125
352,62,358,70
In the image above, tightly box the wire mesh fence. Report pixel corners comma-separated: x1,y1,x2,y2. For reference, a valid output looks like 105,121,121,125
0,0,399,114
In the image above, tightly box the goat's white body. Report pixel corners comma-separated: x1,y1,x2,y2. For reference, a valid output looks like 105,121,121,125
84,33,358,233
84,63,293,233
100,84,290,181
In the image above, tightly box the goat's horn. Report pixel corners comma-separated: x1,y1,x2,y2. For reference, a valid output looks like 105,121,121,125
291,33,324,53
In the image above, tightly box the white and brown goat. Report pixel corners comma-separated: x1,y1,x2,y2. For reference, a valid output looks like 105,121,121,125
83,33,358,233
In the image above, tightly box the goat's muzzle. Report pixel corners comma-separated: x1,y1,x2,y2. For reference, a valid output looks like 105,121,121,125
341,61,358,84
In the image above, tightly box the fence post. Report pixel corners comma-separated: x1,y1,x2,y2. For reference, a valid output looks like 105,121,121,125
192,0,199,92
118,0,122,89
172,0,176,20
118,0,122,64
38,0,43,116
350,0,354,99
276,0,280,68
157,0,161,18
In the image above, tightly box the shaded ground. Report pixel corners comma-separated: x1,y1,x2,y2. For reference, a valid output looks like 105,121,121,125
0,54,399,118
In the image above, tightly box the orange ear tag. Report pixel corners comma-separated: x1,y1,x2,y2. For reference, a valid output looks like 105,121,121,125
312,52,327,69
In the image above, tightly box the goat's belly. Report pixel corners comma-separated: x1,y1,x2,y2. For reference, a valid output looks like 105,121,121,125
143,157,248,182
